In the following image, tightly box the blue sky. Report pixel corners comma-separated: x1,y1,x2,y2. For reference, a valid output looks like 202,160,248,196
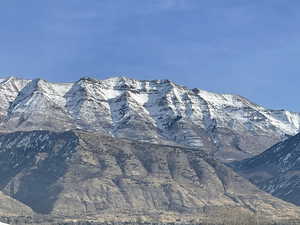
0,0,300,111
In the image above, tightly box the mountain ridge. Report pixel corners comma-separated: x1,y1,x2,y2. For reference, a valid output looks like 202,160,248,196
0,129,300,224
231,132,300,206
1,76,300,224
0,76,299,161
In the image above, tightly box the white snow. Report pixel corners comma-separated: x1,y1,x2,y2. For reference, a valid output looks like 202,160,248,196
101,88,122,99
130,92,149,105
198,89,245,107
261,110,300,135
197,89,300,135
0,76,299,148
49,82,73,96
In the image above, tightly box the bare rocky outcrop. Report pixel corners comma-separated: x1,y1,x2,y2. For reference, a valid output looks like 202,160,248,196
0,191,33,217
0,130,299,224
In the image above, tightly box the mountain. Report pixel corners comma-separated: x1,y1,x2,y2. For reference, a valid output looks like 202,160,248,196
0,76,299,162
0,130,300,224
231,132,300,207
0,191,33,217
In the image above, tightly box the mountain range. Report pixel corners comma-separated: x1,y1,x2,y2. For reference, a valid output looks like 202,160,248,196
0,76,300,162
0,76,300,224
1,130,300,224
232,132,300,207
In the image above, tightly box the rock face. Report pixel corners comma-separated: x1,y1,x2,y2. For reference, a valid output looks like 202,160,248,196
0,191,33,217
0,76,299,161
0,130,300,223
231,133,300,206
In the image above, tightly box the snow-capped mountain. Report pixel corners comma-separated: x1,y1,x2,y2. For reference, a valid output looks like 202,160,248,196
0,76,299,161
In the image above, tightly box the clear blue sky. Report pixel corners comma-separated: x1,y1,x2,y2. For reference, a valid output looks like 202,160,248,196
0,0,300,111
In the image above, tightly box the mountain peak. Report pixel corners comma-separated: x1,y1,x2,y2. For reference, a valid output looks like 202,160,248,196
0,76,298,161
79,76,99,83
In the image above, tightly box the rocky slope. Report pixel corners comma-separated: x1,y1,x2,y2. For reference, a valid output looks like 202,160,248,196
0,76,299,161
0,130,300,224
0,191,33,217
231,132,300,206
